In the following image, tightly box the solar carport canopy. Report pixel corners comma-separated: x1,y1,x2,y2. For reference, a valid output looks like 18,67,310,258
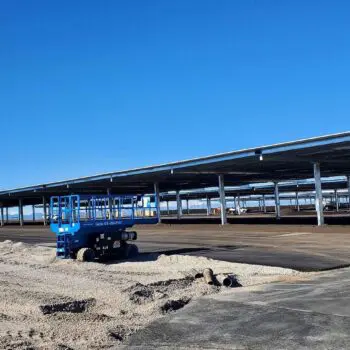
1,132,350,206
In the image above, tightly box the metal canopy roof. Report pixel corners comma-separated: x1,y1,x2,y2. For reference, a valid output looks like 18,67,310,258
1,132,350,206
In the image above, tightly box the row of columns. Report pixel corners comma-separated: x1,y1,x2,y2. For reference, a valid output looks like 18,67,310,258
256,190,349,214
215,163,349,226
0,207,9,226
0,197,48,226
1,171,349,227
215,163,325,226
153,167,349,227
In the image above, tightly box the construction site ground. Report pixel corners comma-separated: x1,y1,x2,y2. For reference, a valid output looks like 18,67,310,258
1,223,350,349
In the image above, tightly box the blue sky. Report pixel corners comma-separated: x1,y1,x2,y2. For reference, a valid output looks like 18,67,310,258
1,0,350,189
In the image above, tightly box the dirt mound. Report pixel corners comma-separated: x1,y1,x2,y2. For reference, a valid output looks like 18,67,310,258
39,298,96,315
126,276,195,305
126,283,156,304
161,297,191,314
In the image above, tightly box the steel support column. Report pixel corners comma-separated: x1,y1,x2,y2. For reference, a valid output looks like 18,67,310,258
6,208,8,223
166,201,169,215
0,207,4,226
296,191,300,212
186,199,189,215
237,195,241,215
43,196,47,226
19,199,24,226
32,205,35,222
347,175,350,211
314,162,324,226
206,196,211,216
154,182,161,223
176,190,182,219
335,189,339,212
262,194,266,213
106,188,114,219
218,174,227,225
274,182,281,220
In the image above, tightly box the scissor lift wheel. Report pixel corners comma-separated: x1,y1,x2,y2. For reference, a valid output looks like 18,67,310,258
124,243,139,259
76,247,96,262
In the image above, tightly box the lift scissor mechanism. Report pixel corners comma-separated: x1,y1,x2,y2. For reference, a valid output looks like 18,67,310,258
50,194,158,261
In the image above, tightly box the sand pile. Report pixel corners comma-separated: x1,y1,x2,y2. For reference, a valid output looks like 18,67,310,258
0,240,302,349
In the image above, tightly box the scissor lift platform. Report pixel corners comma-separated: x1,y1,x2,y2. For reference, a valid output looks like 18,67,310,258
50,194,158,261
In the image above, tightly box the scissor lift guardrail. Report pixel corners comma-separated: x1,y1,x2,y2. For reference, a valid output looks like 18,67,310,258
50,194,158,260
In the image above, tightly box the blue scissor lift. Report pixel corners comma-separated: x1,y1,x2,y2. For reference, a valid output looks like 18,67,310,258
50,194,158,261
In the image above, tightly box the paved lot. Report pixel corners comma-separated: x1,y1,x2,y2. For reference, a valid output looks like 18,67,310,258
1,223,350,271
162,213,350,225
127,267,350,349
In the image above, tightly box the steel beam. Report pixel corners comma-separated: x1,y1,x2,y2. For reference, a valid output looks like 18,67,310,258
176,190,182,219
218,174,227,225
274,182,281,220
154,182,161,223
314,162,324,226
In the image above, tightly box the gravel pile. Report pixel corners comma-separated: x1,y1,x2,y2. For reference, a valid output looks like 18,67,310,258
0,240,303,349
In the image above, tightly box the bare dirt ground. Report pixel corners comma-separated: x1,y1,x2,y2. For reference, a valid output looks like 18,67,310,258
0,239,303,349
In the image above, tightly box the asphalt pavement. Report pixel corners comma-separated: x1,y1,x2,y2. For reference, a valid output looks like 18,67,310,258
2,224,350,271
127,268,350,349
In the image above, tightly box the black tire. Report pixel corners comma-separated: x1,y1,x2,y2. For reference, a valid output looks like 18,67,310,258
76,248,96,262
124,243,139,259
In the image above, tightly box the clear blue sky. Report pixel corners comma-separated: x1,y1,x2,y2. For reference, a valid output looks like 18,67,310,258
1,0,350,189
